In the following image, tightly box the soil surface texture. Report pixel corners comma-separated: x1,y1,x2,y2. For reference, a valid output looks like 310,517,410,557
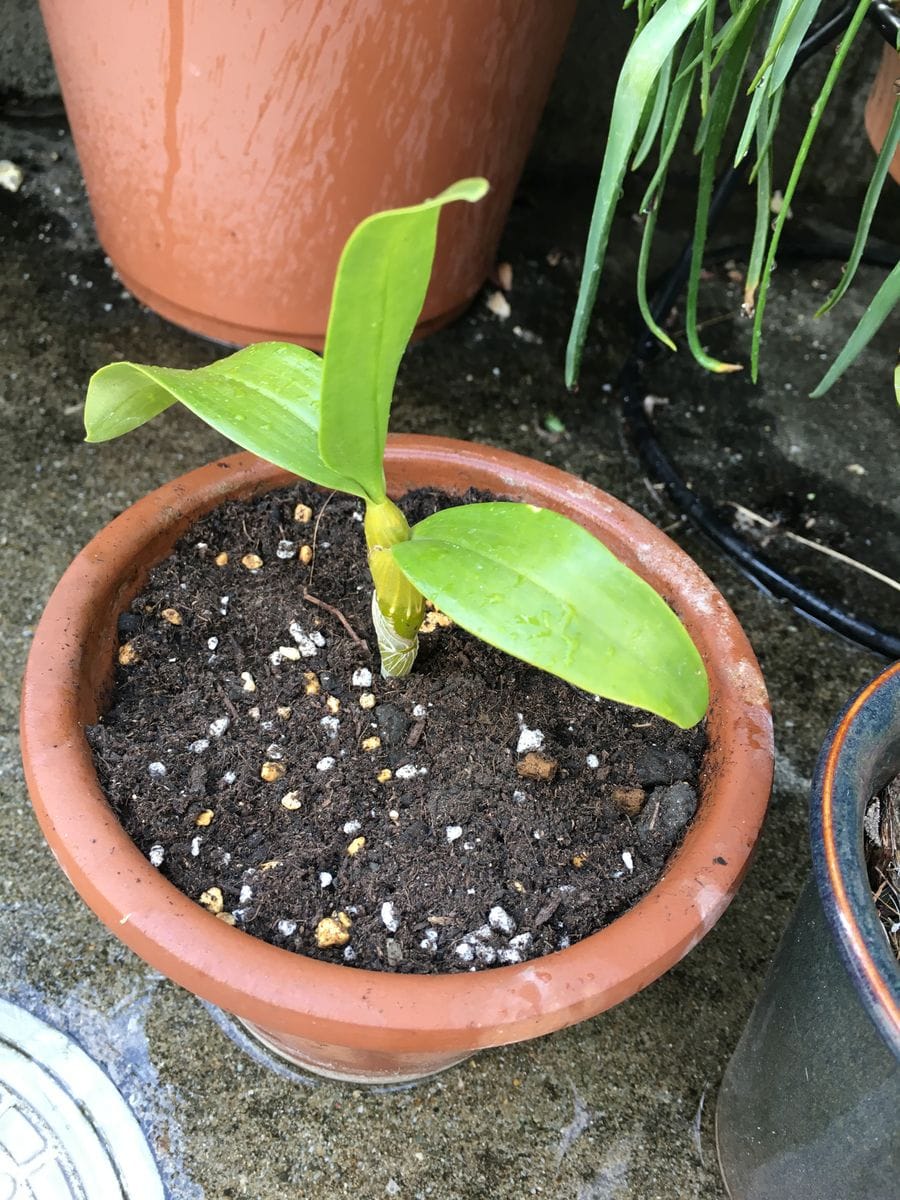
88,483,706,974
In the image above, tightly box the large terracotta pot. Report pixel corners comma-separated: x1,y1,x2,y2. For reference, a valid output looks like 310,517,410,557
866,45,900,184
21,438,773,1084
37,1,576,348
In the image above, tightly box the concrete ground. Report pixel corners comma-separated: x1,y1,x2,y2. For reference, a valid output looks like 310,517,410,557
1,114,897,1200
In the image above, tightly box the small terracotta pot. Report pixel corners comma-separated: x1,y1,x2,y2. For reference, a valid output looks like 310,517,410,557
37,1,576,348
21,438,773,1083
866,45,900,184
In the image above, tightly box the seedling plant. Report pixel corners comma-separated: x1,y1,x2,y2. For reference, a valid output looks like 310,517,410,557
85,179,708,729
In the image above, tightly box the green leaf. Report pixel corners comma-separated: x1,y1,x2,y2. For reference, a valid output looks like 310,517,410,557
684,0,761,374
639,20,703,212
751,0,870,381
816,96,900,317
565,0,708,388
319,178,489,503
742,99,774,316
84,342,366,497
810,260,900,397
631,48,673,170
392,502,709,728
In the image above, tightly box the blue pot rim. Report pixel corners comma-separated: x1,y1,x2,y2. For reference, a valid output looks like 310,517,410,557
810,660,900,1059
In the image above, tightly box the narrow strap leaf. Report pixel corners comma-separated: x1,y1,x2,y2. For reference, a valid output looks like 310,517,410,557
699,0,715,118
746,0,806,94
816,96,900,317
810,260,900,397
751,0,870,382
743,96,775,316
685,3,761,374
632,49,674,170
640,21,704,213
565,0,708,389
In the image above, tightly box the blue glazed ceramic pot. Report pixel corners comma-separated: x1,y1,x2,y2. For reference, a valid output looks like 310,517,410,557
716,661,900,1200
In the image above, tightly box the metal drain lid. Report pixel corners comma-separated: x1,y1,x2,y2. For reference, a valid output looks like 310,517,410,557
0,999,164,1199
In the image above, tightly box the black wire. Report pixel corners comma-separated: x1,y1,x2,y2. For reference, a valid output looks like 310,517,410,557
868,0,900,44
617,3,900,660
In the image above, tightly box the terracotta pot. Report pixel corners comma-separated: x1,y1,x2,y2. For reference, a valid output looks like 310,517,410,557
716,661,900,1199
37,1,576,348
21,438,773,1084
865,45,900,184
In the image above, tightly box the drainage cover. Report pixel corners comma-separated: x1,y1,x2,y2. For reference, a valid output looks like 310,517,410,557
0,998,164,1199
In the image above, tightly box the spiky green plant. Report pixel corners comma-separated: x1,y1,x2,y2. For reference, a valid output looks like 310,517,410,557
566,0,900,398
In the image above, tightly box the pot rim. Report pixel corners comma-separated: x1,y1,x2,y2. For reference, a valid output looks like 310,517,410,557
811,660,900,1057
21,437,773,1052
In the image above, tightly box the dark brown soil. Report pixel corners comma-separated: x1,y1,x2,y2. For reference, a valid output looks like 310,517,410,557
87,483,707,973
865,773,900,961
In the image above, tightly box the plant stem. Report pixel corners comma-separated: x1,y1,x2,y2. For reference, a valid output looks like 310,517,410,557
364,498,425,677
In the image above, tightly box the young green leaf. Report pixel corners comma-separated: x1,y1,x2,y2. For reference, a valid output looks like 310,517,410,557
319,178,489,503
391,502,708,728
810,259,900,397
84,343,366,497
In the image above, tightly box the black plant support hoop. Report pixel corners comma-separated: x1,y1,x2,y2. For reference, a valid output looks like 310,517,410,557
618,1,900,659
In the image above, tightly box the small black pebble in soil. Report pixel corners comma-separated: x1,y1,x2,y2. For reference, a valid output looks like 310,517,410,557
87,482,707,974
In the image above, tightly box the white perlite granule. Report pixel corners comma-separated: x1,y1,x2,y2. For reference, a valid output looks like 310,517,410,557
269,646,301,665
316,757,336,772
277,920,297,937
208,716,230,738
288,621,320,656
395,764,426,780
497,947,523,965
516,713,545,754
351,667,373,688
148,762,166,778
148,845,165,867
489,906,516,935
343,820,361,835
188,738,210,754
380,901,400,932
446,825,463,843
586,754,600,769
